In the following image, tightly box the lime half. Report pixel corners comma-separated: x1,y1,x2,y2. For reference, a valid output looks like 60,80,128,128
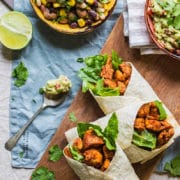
0,11,32,50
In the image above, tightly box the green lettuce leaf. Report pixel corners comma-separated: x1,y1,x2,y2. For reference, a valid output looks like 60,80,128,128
78,52,122,95
164,155,180,176
111,50,122,70
69,145,84,162
103,113,119,150
77,123,103,138
92,79,120,96
155,100,167,120
132,130,157,150
77,112,118,150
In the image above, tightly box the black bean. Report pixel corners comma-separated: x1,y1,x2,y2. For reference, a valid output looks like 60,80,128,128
70,22,78,28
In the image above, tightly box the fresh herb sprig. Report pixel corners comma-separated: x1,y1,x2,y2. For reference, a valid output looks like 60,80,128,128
12,61,29,87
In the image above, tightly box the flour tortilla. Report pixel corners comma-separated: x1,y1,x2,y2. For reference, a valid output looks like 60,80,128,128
90,63,159,114
65,100,180,164
64,142,139,180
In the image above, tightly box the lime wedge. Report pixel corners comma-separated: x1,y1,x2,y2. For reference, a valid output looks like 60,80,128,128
0,11,32,50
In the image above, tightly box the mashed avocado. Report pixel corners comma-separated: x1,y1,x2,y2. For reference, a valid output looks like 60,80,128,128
43,75,72,96
149,0,180,55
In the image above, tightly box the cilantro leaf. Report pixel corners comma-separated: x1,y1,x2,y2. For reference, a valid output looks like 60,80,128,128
49,145,63,162
164,156,180,177
69,112,77,122
12,62,29,87
19,151,24,158
31,166,55,180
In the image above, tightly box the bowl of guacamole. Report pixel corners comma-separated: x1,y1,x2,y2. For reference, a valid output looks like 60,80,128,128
145,0,180,60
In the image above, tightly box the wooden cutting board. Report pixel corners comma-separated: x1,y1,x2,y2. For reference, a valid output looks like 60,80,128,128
34,15,180,180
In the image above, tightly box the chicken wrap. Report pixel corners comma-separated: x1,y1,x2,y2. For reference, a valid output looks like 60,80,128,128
65,100,180,164
78,51,158,114
64,113,139,180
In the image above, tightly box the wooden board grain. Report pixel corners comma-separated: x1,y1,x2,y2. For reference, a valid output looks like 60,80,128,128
34,15,180,180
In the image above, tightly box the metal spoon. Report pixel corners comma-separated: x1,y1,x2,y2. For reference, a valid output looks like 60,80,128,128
5,92,68,151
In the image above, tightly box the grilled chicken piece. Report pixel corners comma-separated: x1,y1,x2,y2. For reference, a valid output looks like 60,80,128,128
83,149,103,168
83,129,104,150
134,118,145,132
119,63,132,79
157,127,174,146
101,159,111,171
103,79,117,89
102,145,115,160
145,119,172,132
101,58,114,79
137,103,150,118
73,137,83,151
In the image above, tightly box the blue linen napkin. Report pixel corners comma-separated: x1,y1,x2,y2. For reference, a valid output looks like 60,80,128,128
10,0,123,168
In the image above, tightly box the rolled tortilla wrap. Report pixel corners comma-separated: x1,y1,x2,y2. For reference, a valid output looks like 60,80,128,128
91,63,159,114
64,142,139,180
65,100,180,164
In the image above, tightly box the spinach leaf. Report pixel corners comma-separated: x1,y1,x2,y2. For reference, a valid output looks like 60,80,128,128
12,61,29,87
49,145,63,162
132,130,157,150
164,155,180,176
155,100,167,120
31,166,55,180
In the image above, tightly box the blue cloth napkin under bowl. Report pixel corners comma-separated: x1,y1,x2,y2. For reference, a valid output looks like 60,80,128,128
10,0,123,168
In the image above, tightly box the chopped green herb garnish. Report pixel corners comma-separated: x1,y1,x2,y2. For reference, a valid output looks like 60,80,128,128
19,151,24,158
12,62,29,87
77,58,84,63
31,166,55,180
164,155,180,177
39,87,44,94
49,145,63,162
32,99,37,103
69,112,77,122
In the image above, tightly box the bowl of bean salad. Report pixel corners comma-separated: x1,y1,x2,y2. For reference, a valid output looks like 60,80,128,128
30,0,117,35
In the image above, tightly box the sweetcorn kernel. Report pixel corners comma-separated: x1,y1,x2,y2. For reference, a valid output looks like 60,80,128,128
59,9,67,17
103,4,109,10
53,3,61,8
77,18,86,27
67,0,76,7
41,0,46,5
86,0,94,5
